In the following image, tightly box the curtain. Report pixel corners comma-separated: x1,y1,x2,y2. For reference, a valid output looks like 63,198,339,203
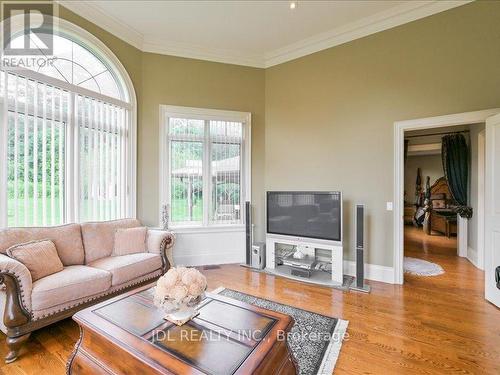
441,134,472,218
415,168,422,207
404,139,409,166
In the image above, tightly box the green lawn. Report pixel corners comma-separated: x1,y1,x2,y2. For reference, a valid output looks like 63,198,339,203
171,198,203,223
8,197,63,227
8,197,203,226
7,198,119,226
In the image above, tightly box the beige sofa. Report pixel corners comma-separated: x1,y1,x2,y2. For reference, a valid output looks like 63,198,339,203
0,219,175,363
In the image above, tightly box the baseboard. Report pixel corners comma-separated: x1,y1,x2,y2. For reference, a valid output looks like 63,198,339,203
466,247,483,270
175,252,395,284
174,252,245,267
343,261,395,284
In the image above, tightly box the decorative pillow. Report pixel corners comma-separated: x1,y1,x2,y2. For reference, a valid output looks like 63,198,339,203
432,199,447,209
7,239,63,281
113,227,147,256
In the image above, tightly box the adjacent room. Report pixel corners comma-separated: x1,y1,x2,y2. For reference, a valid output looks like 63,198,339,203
403,124,485,287
0,1,499,374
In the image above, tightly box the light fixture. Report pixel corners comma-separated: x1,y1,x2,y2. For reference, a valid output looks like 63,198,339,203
290,1,297,10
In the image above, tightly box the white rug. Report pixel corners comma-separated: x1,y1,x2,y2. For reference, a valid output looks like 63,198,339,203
404,257,444,276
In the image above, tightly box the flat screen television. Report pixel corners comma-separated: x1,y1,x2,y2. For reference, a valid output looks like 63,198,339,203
267,191,342,242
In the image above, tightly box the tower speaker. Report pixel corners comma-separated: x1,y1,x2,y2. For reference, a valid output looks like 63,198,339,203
245,201,252,266
350,204,371,293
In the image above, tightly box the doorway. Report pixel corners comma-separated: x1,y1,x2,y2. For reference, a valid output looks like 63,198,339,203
393,109,500,285
403,126,467,278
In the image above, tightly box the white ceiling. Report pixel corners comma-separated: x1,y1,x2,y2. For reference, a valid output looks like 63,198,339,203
59,0,468,68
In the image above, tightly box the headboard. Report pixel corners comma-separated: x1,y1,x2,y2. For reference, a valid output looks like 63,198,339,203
430,177,456,208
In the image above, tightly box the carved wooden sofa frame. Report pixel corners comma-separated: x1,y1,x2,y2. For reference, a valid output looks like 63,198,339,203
0,223,174,363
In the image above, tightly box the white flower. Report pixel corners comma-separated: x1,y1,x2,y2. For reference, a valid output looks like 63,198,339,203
195,272,207,289
188,282,204,297
155,283,169,299
154,267,207,310
161,269,179,288
169,285,188,302
175,266,189,278
181,268,199,285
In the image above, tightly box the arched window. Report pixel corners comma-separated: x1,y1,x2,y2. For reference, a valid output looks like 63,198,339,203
0,19,137,227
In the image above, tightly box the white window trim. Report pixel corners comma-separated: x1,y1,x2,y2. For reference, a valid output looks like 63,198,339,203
159,105,251,230
0,18,137,227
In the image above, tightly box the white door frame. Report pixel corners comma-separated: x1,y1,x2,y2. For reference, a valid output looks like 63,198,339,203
393,108,500,285
477,130,486,269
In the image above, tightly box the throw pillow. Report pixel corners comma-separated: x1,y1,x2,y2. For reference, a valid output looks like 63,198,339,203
7,239,64,281
113,226,147,256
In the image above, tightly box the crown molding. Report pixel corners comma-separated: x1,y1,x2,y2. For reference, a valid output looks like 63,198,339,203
142,39,265,68
264,0,471,67
57,0,470,69
57,0,144,50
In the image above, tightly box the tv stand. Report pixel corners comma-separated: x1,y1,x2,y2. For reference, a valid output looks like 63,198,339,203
265,235,343,286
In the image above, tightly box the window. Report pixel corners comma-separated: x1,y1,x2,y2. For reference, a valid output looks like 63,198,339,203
160,106,251,228
0,20,136,227
15,34,124,101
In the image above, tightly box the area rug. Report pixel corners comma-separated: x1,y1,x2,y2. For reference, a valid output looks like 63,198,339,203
404,257,444,276
213,287,349,375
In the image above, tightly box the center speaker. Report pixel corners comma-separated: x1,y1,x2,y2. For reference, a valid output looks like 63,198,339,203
350,204,371,293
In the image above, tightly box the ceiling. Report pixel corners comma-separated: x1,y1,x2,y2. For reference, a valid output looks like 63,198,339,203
59,0,468,68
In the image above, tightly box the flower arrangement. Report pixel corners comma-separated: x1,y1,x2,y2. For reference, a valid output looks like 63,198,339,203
154,267,207,315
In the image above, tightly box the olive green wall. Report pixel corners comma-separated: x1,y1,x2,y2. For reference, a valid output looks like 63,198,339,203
265,1,500,266
60,1,500,266
139,54,265,238
58,6,266,240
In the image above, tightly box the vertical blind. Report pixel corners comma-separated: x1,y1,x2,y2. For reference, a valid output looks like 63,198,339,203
2,71,131,227
77,95,130,222
168,118,204,225
209,120,242,224
167,117,243,226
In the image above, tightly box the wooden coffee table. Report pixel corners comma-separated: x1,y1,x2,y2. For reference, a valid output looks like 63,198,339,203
67,284,297,374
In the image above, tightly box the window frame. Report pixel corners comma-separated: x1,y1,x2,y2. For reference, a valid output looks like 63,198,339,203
0,18,137,227
159,105,251,230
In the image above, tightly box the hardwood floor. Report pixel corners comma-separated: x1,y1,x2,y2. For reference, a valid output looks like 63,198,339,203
0,229,498,374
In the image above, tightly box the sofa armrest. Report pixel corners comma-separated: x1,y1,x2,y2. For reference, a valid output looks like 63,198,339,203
0,254,32,328
147,230,176,272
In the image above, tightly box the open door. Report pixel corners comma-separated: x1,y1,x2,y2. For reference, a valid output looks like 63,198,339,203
485,113,500,307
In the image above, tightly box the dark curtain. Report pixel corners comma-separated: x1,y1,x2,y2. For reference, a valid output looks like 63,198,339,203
404,139,409,166
404,140,410,203
415,168,422,207
441,134,472,218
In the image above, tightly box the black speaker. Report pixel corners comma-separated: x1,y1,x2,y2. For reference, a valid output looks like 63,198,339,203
245,201,252,266
496,266,500,290
350,204,371,293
